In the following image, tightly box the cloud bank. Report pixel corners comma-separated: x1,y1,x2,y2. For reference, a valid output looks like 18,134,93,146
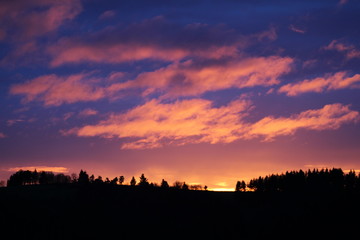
279,72,360,96
63,100,359,149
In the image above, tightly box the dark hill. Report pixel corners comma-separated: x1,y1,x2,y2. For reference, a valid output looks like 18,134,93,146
0,184,359,239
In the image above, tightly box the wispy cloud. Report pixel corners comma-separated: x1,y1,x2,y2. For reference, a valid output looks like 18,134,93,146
289,24,306,34
63,99,359,149
10,73,105,106
8,166,69,173
78,108,98,117
245,103,359,141
0,0,82,41
10,54,293,106
47,17,278,67
323,40,360,60
98,10,116,20
7,119,24,126
0,133,6,138
108,56,293,98
278,71,360,96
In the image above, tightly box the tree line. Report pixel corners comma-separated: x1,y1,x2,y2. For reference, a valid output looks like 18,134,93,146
236,168,360,193
7,167,360,193
6,169,207,191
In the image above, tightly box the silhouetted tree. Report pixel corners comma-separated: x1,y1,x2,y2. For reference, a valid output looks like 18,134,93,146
345,170,356,191
94,176,103,184
240,180,246,192
0,180,5,187
161,179,169,188
182,182,189,190
54,173,71,184
71,173,78,183
119,176,125,185
190,184,202,190
173,181,183,189
89,174,95,183
32,169,39,184
235,181,241,192
39,171,55,185
235,180,246,192
130,176,136,186
78,170,89,184
138,174,149,187
204,185,208,191
110,177,118,185
247,168,352,193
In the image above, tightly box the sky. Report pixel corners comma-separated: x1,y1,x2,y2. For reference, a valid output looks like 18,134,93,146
1,0,360,190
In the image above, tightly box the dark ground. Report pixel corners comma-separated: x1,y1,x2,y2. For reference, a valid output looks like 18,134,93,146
0,185,359,240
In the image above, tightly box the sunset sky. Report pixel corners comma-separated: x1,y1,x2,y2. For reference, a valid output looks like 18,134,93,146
1,0,360,190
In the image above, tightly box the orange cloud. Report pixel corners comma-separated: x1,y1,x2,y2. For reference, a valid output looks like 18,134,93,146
64,98,359,149
108,56,293,98
64,97,252,149
10,73,105,106
8,166,69,173
246,103,359,141
278,71,360,96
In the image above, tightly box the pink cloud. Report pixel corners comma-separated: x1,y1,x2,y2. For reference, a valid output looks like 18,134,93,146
49,41,190,67
108,56,294,98
323,40,360,60
47,17,278,67
78,108,98,117
0,133,6,138
245,103,359,141
0,0,82,40
289,24,306,34
64,97,252,149
10,73,105,106
10,54,293,106
278,71,360,96
63,98,358,149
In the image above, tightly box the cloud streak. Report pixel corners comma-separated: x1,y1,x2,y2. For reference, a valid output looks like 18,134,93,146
246,103,359,141
278,71,360,96
64,99,359,149
48,17,277,67
8,166,69,173
323,40,360,60
10,54,293,106
108,56,293,98
10,73,105,106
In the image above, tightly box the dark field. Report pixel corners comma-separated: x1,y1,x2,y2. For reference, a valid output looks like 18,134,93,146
1,185,359,240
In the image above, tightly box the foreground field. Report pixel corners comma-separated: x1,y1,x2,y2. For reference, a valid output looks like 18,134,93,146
1,185,359,239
